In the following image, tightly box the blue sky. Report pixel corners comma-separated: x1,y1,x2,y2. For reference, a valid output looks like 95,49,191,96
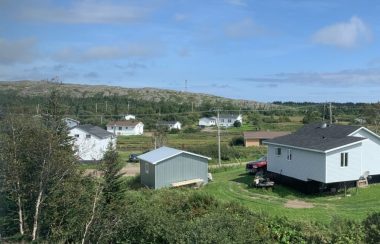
1,0,380,102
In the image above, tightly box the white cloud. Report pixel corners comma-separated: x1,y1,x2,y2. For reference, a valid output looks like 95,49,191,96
240,68,380,86
225,18,265,39
54,43,164,62
312,16,372,48
225,0,247,6
14,0,149,24
0,37,38,64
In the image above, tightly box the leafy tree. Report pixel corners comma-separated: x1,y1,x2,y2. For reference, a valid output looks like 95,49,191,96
302,110,322,124
233,120,242,127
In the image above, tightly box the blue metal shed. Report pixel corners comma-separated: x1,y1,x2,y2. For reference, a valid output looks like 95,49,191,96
138,146,211,189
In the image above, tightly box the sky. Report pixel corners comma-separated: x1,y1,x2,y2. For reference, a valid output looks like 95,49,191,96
1,0,380,102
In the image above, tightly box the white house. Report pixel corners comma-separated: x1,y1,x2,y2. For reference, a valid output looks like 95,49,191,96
125,114,136,120
157,121,182,130
264,123,380,187
107,120,144,136
63,117,80,129
198,117,217,127
69,125,116,161
218,114,242,127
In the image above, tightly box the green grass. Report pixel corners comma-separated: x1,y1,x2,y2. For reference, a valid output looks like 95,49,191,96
203,166,380,223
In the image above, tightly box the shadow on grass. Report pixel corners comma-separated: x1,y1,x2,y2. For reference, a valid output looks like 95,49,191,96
231,173,310,199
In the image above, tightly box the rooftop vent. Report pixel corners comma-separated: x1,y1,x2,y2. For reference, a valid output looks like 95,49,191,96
321,122,327,129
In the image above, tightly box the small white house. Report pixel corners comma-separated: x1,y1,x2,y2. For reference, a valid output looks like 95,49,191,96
198,117,217,127
157,121,182,131
107,120,144,136
125,114,136,120
63,118,80,129
264,123,380,186
218,114,242,127
69,125,116,161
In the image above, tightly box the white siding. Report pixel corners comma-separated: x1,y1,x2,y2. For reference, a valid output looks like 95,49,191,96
325,143,363,183
107,122,144,136
350,129,380,175
267,145,326,182
69,128,116,161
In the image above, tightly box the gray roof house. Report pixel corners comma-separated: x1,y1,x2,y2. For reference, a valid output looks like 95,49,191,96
69,124,116,161
264,122,380,187
138,146,211,189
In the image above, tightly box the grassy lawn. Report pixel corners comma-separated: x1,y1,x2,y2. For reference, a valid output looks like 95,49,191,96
203,166,380,223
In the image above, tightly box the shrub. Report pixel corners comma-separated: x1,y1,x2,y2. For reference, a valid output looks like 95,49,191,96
229,136,244,146
363,212,380,243
233,120,241,127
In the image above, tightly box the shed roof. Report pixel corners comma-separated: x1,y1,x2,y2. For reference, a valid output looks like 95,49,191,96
138,146,211,164
74,124,114,139
264,123,366,152
244,131,290,140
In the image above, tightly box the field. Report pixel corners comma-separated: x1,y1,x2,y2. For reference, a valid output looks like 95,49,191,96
203,166,380,223
116,130,267,164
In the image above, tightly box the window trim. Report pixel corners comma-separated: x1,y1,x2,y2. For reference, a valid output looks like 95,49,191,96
287,149,292,161
275,147,282,157
340,152,348,167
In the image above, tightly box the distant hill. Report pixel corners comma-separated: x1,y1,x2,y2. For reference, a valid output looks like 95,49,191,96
0,80,274,109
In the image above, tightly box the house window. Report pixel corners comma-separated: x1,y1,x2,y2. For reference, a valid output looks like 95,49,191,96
221,119,224,122
287,149,292,161
145,162,149,174
119,127,122,130
341,153,348,167
86,134,91,139
228,119,231,122
275,147,281,156
74,134,79,138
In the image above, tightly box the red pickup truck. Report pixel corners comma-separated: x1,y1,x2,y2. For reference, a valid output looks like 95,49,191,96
246,156,267,174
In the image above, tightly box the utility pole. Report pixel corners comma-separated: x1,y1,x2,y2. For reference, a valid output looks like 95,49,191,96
95,103,97,114
105,101,108,112
323,103,326,121
329,102,333,124
191,102,194,112
127,101,130,113
217,108,221,167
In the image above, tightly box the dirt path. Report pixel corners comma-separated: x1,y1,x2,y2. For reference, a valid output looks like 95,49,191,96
284,199,314,209
84,162,244,177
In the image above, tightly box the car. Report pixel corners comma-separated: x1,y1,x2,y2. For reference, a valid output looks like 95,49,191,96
246,156,267,174
128,154,139,162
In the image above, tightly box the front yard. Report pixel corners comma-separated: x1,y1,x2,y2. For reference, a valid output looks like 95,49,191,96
203,166,380,223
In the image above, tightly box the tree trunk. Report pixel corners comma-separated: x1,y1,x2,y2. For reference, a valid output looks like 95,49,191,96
32,190,43,241
82,183,101,244
17,190,24,235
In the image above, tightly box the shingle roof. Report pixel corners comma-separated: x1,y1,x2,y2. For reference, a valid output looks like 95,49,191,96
157,121,180,125
244,131,290,139
294,123,360,138
137,146,211,164
264,123,365,152
107,120,142,127
75,125,114,139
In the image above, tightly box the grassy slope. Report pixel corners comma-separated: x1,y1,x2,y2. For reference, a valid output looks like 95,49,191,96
203,166,380,223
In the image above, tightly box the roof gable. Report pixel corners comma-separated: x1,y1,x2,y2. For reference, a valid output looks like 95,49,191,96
73,125,114,139
138,146,211,164
264,123,366,153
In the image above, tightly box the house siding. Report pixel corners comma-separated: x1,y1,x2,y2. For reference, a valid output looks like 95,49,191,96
153,153,208,189
325,143,363,183
245,139,260,147
350,129,380,176
69,128,116,161
140,160,155,188
106,123,144,136
267,145,326,182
